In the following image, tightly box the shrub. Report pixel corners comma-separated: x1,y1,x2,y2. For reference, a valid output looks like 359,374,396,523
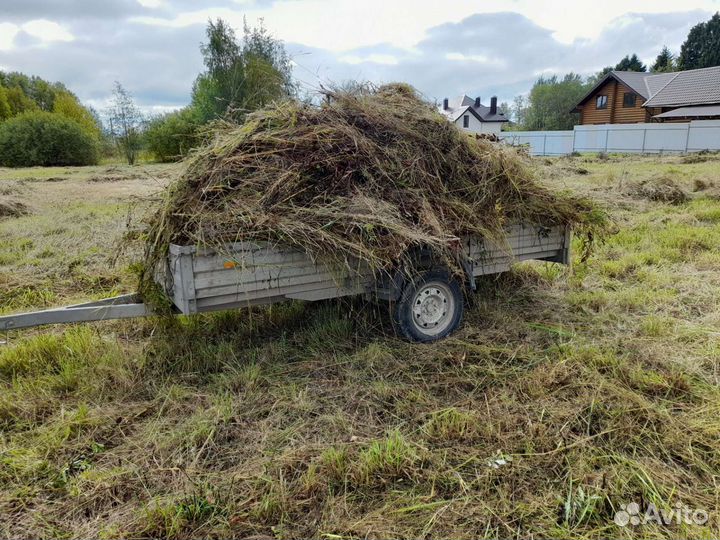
52,91,102,140
3,86,39,116
0,111,99,167
0,87,11,120
145,107,201,162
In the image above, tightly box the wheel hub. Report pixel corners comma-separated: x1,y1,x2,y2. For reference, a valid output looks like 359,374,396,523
412,285,450,330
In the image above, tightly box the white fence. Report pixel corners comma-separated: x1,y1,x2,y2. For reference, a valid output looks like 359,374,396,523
500,120,720,156
497,130,574,156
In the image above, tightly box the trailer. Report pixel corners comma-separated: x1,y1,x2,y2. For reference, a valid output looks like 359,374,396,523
0,223,570,342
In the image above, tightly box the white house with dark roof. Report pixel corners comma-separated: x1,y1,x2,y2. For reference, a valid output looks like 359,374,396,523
439,95,508,135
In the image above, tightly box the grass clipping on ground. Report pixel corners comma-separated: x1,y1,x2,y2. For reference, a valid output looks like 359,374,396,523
142,84,603,296
0,196,28,219
624,174,689,205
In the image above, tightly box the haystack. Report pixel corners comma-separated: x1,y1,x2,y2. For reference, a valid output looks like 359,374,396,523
624,175,689,205
142,84,603,293
0,197,28,219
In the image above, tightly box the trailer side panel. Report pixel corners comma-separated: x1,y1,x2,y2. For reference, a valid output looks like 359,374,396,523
166,224,569,315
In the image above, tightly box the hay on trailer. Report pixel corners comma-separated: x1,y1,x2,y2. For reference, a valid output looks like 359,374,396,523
141,84,604,295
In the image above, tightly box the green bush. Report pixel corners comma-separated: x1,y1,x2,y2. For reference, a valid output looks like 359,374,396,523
145,107,201,162
52,90,102,140
0,87,11,120
0,111,99,167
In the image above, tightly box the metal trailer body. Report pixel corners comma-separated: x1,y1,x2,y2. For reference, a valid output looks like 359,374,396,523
0,223,570,335
165,243,373,315
164,223,569,315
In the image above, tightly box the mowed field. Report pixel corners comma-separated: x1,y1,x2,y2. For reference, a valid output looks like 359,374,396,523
1,153,719,539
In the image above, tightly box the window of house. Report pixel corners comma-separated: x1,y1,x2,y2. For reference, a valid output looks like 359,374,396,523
623,92,637,108
596,95,608,109
463,115,469,128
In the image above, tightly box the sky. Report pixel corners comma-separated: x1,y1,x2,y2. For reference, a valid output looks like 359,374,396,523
0,0,718,113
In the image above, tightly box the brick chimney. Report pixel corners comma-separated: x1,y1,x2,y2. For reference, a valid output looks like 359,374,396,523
443,98,449,110
474,96,481,107
490,96,497,115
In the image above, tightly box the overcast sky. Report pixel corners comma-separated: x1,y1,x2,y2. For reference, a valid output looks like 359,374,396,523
0,0,718,113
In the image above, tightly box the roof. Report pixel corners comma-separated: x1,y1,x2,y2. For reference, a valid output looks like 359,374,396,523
611,71,653,99
574,66,720,111
644,66,720,107
645,72,677,96
574,71,649,109
438,95,509,123
653,105,720,119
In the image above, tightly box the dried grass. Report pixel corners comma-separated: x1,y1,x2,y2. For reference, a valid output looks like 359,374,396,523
1,157,720,539
0,196,29,219
624,174,689,205
681,150,720,164
141,84,604,294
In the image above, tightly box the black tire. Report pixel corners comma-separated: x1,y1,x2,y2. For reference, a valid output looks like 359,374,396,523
392,269,464,343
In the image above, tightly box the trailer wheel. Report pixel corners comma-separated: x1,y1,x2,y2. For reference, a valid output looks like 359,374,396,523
392,269,463,342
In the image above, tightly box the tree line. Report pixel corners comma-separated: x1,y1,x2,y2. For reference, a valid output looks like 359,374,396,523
503,11,720,131
0,18,294,167
0,73,104,166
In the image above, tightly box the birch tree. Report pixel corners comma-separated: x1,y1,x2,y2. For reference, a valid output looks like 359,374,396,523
107,82,143,165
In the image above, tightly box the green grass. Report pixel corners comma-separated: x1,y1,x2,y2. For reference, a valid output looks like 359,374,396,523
0,163,176,314
1,154,720,538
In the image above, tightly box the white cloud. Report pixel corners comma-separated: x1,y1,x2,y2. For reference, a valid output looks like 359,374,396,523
136,0,167,8
532,67,567,77
522,0,718,43
445,52,505,66
0,23,20,50
129,1,490,51
128,0,720,52
87,96,181,115
22,20,74,43
131,8,243,28
0,23,20,51
340,54,399,65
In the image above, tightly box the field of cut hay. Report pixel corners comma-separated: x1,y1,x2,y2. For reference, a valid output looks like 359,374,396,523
1,153,719,539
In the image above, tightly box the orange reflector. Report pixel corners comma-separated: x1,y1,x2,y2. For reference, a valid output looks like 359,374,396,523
223,261,237,269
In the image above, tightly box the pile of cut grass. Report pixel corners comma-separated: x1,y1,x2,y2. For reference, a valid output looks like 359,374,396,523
142,84,604,295
624,174,689,204
0,196,28,219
